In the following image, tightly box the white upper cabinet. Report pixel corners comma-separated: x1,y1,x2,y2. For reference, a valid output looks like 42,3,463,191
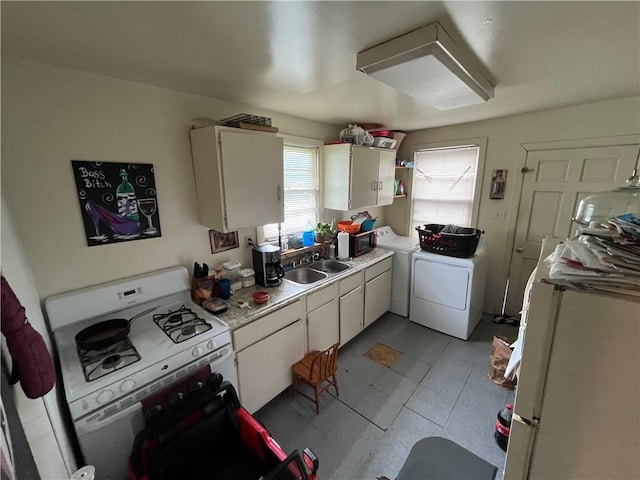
324,144,396,211
190,126,284,232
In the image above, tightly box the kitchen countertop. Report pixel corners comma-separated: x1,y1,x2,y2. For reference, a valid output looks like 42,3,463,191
215,248,394,331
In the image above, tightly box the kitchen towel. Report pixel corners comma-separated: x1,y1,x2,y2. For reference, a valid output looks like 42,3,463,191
1,276,55,399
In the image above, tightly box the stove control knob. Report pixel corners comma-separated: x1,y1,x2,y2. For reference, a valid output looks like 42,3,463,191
121,379,136,393
192,346,205,357
97,390,113,404
207,340,217,351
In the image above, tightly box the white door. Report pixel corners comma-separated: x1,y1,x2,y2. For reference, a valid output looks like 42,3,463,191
505,144,639,315
413,259,470,310
339,285,364,345
364,270,392,327
350,147,379,209
307,299,339,352
236,319,304,414
376,149,396,206
220,130,284,230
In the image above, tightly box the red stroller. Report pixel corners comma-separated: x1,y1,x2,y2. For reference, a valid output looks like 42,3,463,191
128,373,318,480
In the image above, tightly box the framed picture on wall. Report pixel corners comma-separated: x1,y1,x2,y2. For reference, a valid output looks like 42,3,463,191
72,161,162,246
209,230,239,254
490,169,507,199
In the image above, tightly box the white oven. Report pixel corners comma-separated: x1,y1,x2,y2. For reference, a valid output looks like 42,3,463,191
46,266,237,480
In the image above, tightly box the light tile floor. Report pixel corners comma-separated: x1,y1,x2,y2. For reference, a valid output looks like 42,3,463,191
254,313,518,480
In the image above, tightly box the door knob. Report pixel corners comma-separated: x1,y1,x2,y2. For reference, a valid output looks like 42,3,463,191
516,246,524,253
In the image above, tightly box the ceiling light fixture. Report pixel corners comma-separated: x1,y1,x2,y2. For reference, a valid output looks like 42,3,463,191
356,22,495,110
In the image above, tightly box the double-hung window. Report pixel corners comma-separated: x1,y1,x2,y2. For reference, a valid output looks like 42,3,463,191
261,138,321,243
410,139,487,237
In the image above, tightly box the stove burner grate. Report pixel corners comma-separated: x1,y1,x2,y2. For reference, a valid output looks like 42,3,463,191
78,339,141,382
153,305,212,344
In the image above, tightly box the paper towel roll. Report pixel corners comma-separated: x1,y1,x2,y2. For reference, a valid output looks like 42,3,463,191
337,231,350,260
70,465,95,480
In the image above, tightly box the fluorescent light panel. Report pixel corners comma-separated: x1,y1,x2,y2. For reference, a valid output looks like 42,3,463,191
357,22,495,110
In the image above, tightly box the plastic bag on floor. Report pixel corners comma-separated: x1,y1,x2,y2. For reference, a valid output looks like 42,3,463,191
488,336,516,390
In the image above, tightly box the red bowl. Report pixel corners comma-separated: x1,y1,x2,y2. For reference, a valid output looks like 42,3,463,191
253,291,270,304
369,130,390,137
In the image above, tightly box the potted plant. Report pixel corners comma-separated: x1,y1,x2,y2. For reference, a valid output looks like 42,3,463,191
315,222,332,243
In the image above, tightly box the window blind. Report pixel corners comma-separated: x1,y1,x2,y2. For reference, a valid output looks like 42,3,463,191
411,146,479,237
263,145,319,242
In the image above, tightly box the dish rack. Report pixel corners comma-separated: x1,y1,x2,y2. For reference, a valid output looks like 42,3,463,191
220,113,272,127
416,224,483,258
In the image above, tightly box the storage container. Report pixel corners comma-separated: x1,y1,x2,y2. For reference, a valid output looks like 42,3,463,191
222,261,242,291
239,268,255,288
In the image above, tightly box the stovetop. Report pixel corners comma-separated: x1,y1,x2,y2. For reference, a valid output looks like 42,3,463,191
46,267,232,410
153,304,213,343
78,337,141,382
53,291,229,403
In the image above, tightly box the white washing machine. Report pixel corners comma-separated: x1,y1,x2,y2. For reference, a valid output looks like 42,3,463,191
375,226,420,317
409,237,488,340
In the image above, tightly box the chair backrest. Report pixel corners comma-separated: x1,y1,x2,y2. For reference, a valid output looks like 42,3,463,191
309,342,339,381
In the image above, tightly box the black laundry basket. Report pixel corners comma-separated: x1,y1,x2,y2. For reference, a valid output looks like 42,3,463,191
416,224,483,258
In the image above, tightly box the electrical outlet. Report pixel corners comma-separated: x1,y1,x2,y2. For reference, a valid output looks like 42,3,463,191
494,210,507,220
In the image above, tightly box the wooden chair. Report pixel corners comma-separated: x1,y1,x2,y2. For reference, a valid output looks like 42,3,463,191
291,342,340,413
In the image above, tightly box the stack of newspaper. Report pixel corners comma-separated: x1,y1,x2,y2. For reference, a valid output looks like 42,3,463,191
546,213,640,297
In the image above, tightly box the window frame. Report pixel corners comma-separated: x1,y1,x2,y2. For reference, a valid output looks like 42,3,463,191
408,137,488,234
256,134,324,245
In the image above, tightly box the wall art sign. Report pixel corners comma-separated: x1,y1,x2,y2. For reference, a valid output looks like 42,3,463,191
490,169,507,200
209,230,239,254
72,161,162,246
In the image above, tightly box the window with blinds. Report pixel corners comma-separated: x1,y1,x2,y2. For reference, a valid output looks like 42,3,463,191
262,144,319,242
410,145,480,237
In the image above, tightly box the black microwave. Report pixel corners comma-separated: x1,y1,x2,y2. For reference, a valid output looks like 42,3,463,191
349,230,377,257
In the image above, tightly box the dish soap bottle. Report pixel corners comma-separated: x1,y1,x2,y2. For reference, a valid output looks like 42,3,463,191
302,220,315,247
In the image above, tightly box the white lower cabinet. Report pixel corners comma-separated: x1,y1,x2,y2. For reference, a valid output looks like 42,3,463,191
308,299,339,352
364,258,392,327
339,284,364,345
233,256,393,413
234,300,305,414
306,282,340,352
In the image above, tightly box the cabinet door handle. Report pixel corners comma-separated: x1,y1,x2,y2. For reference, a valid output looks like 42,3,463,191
372,180,378,191
277,184,282,201
378,181,383,191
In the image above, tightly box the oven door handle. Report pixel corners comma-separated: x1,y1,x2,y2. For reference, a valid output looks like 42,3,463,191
76,400,143,435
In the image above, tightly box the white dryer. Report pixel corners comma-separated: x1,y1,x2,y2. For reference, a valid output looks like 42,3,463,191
375,226,420,317
409,237,488,339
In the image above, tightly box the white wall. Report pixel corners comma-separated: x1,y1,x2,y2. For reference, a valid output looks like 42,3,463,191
1,56,340,300
392,96,640,314
1,192,74,478
1,55,341,477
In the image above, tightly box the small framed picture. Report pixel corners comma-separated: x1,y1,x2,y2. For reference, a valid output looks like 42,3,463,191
490,169,507,199
209,230,239,253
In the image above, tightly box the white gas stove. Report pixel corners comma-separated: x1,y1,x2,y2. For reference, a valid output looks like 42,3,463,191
46,266,237,479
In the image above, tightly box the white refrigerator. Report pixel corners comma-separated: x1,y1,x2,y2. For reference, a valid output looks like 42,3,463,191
503,238,640,479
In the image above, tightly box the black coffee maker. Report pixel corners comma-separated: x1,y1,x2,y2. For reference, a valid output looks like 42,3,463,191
252,245,284,287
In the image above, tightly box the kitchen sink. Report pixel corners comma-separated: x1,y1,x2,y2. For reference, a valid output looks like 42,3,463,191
284,268,328,284
307,259,350,274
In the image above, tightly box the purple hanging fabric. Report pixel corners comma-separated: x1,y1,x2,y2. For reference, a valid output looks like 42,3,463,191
1,276,55,399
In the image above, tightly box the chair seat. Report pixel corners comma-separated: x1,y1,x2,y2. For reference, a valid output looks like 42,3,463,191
293,351,336,383
291,342,340,413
